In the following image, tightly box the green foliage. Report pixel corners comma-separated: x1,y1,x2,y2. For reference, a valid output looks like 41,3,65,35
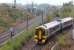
47,16,53,21
58,32,72,48
8,8,24,21
0,17,9,31
47,1,74,20
58,35,66,47
0,4,33,33
0,28,34,50
59,1,73,17
0,19,8,27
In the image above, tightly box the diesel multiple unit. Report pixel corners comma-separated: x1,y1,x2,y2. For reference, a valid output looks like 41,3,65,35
34,17,73,44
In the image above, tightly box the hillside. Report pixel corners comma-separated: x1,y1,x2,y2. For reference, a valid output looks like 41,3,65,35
0,3,33,33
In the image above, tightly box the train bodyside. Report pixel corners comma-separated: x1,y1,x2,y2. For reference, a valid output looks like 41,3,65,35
44,21,61,38
61,17,73,28
34,21,61,44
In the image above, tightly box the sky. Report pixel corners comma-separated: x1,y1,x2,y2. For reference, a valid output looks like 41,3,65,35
0,0,73,5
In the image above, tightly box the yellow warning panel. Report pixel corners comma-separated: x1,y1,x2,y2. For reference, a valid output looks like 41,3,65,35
34,35,38,38
39,30,42,40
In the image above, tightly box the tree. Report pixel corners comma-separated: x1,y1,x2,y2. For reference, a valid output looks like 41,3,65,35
60,1,73,17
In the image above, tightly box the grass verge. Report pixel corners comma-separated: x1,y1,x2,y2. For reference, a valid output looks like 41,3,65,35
0,27,35,50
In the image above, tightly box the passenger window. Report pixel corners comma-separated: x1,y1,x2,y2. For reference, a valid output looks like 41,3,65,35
50,28,53,33
49,25,59,33
45,30,48,35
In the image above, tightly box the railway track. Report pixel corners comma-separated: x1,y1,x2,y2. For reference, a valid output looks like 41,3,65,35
30,28,72,50
0,16,44,47
30,37,56,50
31,44,42,50
30,34,57,50
41,35,57,50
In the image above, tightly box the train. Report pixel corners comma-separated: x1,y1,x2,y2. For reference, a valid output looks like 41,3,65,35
34,17,73,44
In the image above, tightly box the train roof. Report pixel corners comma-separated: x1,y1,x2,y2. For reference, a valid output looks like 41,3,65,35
61,17,73,23
36,17,73,30
36,21,60,29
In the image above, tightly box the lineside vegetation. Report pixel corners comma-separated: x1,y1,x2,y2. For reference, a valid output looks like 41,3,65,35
0,28,34,50
57,32,72,48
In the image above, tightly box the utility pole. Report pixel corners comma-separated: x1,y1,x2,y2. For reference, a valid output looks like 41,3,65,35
26,15,29,32
9,0,16,38
42,10,44,25
13,0,16,8
32,2,34,16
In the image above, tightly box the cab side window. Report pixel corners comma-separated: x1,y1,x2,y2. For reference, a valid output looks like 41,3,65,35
35,29,38,35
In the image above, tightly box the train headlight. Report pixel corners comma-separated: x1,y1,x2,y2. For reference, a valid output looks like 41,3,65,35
34,35,37,38
34,39,38,42
42,36,47,39
42,39,45,43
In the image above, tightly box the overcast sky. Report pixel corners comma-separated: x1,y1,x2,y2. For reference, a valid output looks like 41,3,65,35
0,0,73,5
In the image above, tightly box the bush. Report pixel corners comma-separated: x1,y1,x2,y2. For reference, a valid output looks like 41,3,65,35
58,33,72,48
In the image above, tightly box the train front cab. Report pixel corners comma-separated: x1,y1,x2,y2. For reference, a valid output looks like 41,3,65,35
34,27,47,44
